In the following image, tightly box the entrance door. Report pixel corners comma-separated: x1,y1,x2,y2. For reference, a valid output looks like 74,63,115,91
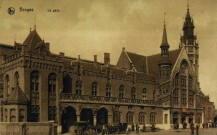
61,106,77,134
97,108,108,125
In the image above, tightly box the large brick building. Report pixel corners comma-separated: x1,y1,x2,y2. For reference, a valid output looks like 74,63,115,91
0,6,215,134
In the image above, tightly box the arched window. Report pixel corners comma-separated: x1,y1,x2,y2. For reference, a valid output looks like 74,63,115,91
19,109,25,122
92,82,97,96
5,75,10,96
76,80,82,95
139,112,145,124
14,72,19,86
29,70,40,122
131,87,136,99
119,85,124,98
126,112,133,124
113,111,121,124
106,84,111,97
48,73,57,121
150,112,155,124
142,88,147,100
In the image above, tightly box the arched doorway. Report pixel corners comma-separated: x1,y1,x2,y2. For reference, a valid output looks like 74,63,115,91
173,112,179,124
80,109,93,125
97,108,108,125
61,106,77,134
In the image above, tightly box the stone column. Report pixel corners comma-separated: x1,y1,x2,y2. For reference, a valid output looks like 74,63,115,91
108,115,112,125
16,106,19,122
94,115,97,126
77,115,80,123
193,114,195,124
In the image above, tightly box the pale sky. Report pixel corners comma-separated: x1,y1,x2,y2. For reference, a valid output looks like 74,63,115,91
0,0,217,106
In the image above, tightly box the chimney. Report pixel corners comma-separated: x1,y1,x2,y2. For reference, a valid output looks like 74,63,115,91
59,52,65,60
45,43,50,51
104,53,110,65
94,55,97,63
21,45,27,55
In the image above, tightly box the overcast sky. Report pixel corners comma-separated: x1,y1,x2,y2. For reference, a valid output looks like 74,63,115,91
0,0,217,106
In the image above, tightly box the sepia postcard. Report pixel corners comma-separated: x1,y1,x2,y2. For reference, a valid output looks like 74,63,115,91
0,0,216,135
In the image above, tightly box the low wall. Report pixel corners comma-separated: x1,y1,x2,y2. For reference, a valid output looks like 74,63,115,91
0,122,57,135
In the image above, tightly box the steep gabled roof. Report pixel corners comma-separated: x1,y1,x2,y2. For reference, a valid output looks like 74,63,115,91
126,48,181,75
126,52,147,73
5,86,29,105
23,30,43,51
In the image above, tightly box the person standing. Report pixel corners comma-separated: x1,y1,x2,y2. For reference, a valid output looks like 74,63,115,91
196,125,199,135
190,123,194,135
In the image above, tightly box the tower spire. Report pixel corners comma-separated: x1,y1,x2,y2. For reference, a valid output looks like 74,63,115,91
161,12,169,48
34,16,36,30
186,0,191,18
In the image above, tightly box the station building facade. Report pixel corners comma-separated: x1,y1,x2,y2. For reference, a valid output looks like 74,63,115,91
0,6,215,134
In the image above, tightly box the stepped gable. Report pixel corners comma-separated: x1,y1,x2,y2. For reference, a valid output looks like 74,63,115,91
5,86,29,105
126,48,181,75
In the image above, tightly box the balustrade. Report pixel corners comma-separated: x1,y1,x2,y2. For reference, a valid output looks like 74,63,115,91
60,93,162,106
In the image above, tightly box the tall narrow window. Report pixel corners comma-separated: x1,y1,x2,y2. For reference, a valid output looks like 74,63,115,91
181,89,187,105
139,112,145,124
5,109,7,122
29,70,40,122
119,85,124,98
164,114,168,124
5,75,10,96
76,80,82,95
150,112,155,124
142,88,147,100
131,87,136,99
175,74,179,86
106,84,111,97
19,109,25,122
14,72,19,86
113,111,120,123
63,74,72,93
173,88,179,104
10,109,16,122
92,82,97,96
126,112,133,124
181,75,186,87
189,75,193,89
188,90,194,107
48,73,57,121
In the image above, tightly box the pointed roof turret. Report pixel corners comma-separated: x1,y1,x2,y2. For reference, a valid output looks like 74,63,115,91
23,28,43,51
5,86,29,105
160,13,170,48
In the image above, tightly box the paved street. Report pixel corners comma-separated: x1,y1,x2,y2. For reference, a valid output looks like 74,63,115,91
63,128,217,135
